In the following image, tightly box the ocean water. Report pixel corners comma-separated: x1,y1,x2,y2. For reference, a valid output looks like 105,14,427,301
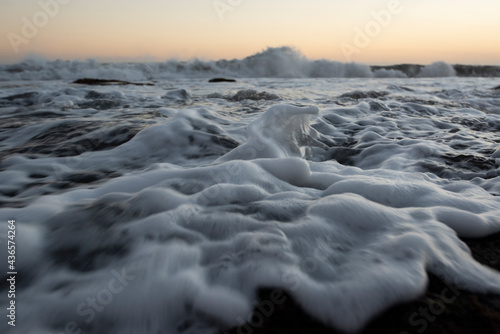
2,46,499,81
1,55,500,333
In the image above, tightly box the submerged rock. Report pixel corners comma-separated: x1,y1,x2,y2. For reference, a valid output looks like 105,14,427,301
339,90,390,99
78,99,121,110
230,89,279,101
73,78,154,86
207,89,280,102
206,92,226,99
162,88,191,102
209,78,237,83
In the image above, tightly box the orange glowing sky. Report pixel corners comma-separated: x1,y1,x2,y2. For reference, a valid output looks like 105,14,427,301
1,0,499,65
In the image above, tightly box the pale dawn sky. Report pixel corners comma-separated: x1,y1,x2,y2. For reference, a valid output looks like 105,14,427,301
1,0,499,64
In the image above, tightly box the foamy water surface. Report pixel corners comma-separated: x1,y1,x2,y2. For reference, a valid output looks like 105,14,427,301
1,74,500,333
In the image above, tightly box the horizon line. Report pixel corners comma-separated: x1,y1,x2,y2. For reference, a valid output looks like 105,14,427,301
1,54,500,68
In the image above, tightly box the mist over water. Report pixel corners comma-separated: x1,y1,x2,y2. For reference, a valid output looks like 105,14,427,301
1,47,499,82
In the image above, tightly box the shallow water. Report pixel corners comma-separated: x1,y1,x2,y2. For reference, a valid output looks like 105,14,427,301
1,77,500,333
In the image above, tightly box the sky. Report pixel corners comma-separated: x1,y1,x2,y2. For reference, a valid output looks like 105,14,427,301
1,0,499,65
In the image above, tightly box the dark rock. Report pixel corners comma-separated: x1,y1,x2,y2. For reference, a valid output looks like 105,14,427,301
328,147,362,165
222,288,337,334
210,135,239,149
162,89,191,102
464,232,500,272
494,85,500,90
85,90,111,99
29,173,48,179
78,99,121,110
339,90,390,100
209,78,237,83
73,78,153,86
207,90,280,101
371,64,424,78
453,65,500,77
372,64,500,78
206,93,226,99
230,89,279,101
64,172,105,184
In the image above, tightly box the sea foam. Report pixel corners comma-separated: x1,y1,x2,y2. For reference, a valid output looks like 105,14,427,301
1,99,500,333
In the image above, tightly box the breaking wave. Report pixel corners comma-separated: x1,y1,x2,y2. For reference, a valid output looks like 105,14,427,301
1,46,499,81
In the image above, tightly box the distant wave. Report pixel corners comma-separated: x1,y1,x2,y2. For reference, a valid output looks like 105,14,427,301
1,46,499,81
